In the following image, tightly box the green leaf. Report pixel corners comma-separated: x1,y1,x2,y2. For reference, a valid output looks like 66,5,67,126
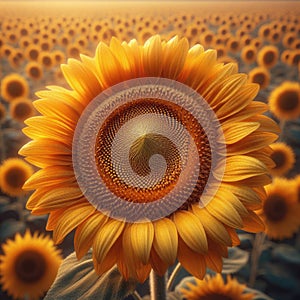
44,250,137,300
272,244,300,265
222,247,249,274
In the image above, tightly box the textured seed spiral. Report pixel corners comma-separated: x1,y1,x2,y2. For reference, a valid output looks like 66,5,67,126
72,77,226,222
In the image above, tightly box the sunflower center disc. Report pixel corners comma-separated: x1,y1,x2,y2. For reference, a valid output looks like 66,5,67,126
15,250,46,282
264,194,288,222
72,77,226,222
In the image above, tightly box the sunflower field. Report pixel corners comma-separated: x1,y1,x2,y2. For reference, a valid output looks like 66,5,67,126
0,1,300,300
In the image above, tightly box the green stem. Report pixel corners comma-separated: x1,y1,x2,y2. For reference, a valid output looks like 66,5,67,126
249,232,266,287
150,270,167,300
278,120,286,142
131,291,143,300
167,263,182,291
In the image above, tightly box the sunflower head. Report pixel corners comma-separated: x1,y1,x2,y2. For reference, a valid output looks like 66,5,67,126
0,158,34,197
269,142,295,177
256,178,300,240
180,273,254,300
248,67,270,90
1,74,29,103
20,35,278,282
9,97,36,123
257,45,279,69
25,62,44,81
268,81,300,120
0,230,62,300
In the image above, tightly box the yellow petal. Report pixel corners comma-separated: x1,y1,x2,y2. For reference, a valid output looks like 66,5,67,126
173,210,208,254
128,222,154,265
179,50,217,91
30,186,83,214
143,35,163,76
96,42,127,87
23,166,75,190
224,225,241,246
209,73,248,108
74,212,107,259
224,155,269,181
177,237,206,279
61,58,102,100
122,39,144,78
23,154,72,169
19,139,71,157
223,122,260,144
227,132,278,155
149,248,169,276
162,36,189,79
93,219,125,264
192,205,232,246
206,193,243,228
153,218,178,265
53,201,95,244
242,210,265,233
201,62,238,100
23,116,73,145
204,239,224,272
93,238,120,277
221,101,269,125
222,184,262,210
46,208,65,230
215,83,259,119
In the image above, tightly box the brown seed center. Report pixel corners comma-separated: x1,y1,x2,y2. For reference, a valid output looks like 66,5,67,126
95,99,212,207
278,90,299,111
7,81,24,98
270,150,286,169
263,194,288,222
15,250,46,282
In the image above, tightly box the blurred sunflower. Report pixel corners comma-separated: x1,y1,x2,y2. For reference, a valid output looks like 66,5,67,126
9,97,36,123
256,178,300,240
269,142,295,177
241,45,257,65
25,62,43,81
248,67,270,90
20,35,278,282
0,158,34,197
257,45,279,69
1,74,29,103
269,81,300,120
0,230,62,300
180,273,254,300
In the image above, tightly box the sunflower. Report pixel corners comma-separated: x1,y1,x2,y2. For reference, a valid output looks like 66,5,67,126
180,273,254,300
38,51,54,70
25,62,44,81
256,178,300,240
20,35,279,282
269,143,295,177
268,81,300,120
257,45,279,69
241,45,257,65
25,44,40,61
0,158,34,197
248,67,270,90
0,230,62,300
1,74,29,103
9,97,36,123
